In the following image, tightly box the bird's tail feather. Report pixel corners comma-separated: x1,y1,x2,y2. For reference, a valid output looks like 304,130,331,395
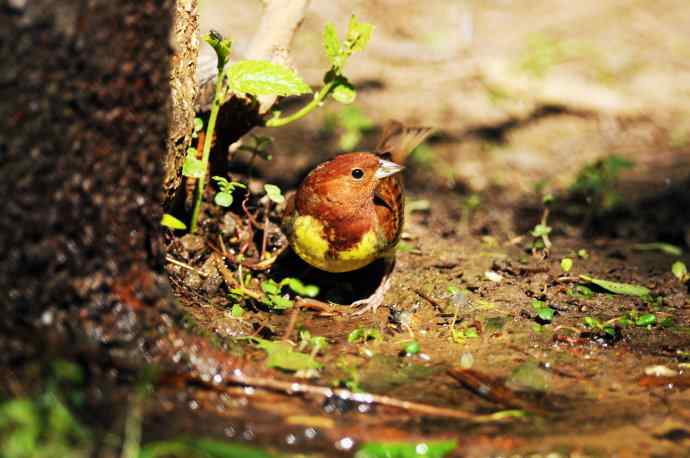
376,120,434,164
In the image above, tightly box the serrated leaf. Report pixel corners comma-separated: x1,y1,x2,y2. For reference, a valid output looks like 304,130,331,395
323,22,341,66
345,15,374,53
264,184,285,204
203,30,232,71
160,214,187,230
227,60,311,96
182,152,205,179
355,439,457,458
672,261,688,282
332,79,356,104
214,191,233,207
254,338,321,371
579,275,650,297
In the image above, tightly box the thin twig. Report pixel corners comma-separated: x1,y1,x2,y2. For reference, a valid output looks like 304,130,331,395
414,289,446,312
206,371,500,421
165,255,209,278
281,303,301,341
261,200,270,260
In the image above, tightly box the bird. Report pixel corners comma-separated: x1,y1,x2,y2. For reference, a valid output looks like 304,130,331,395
282,121,433,314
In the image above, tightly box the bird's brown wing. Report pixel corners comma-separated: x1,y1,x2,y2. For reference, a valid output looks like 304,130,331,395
374,121,434,250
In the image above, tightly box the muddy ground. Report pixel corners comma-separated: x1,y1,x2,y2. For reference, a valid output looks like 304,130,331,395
162,0,690,456
4,1,690,457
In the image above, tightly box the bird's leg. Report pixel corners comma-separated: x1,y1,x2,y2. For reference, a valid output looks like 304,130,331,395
350,257,395,316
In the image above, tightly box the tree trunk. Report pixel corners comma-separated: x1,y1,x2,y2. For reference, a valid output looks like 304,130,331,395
0,0,176,348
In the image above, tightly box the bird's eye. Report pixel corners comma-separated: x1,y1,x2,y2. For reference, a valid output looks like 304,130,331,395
351,168,364,180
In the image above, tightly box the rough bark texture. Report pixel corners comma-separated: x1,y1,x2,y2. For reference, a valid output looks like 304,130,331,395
165,0,199,199
0,0,174,345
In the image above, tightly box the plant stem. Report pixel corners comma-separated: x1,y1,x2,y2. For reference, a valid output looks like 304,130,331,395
190,73,225,233
265,79,336,127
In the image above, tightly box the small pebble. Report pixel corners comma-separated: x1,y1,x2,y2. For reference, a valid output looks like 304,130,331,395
644,365,678,377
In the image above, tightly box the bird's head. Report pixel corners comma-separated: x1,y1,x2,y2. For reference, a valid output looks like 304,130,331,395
295,152,403,218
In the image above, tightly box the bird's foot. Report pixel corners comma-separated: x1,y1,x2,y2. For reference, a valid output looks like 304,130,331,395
350,275,392,316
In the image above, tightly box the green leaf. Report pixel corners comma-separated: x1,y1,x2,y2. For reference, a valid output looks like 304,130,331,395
280,277,319,298
560,257,573,272
355,439,457,458
255,338,321,371
403,340,420,355
567,284,594,299
193,117,204,134
231,304,244,318
227,60,311,96
182,150,205,179
531,299,554,322
214,191,234,207
634,242,683,256
332,79,356,104
267,294,293,310
531,223,552,238
579,275,650,297
203,31,232,71
141,439,276,458
345,15,375,54
160,214,187,230
261,280,281,295
583,316,600,328
672,261,689,282
264,184,285,204
635,313,657,327
348,327,382,343
323,22,341,66
536,307,555,322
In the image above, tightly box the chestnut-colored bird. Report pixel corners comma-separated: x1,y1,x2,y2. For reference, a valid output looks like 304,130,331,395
283,121,433,314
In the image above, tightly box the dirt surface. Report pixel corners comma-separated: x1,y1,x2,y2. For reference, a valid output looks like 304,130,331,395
169,1,690,456
3,1,690,457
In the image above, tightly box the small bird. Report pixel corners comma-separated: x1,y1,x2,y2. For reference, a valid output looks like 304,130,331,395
283,121,432,314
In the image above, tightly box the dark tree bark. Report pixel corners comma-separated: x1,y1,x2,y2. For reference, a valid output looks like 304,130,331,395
0,0,175,348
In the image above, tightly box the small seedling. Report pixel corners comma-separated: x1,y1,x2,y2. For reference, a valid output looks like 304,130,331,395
212,176,246,207
266,15,374,127
298,330,329,357
531,299,555,323
402,340,420,356
672,261,689,284
450,326,480,343
582,316,616,337
347,327,383,344
259,277,319,310
570,155,634,215
560,257,573,272
264,184,284,204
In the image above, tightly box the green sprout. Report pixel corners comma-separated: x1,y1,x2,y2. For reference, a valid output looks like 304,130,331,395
266,15,374,127
672,261,689,284
211,176,246,207
570,155,634,215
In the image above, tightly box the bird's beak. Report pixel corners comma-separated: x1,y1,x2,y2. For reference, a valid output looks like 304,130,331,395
374,159,404,179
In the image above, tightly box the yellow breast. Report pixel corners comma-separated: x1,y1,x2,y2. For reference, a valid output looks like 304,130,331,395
290,215,384,273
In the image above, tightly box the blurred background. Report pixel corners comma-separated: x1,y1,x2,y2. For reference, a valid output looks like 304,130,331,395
201,0,690,197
